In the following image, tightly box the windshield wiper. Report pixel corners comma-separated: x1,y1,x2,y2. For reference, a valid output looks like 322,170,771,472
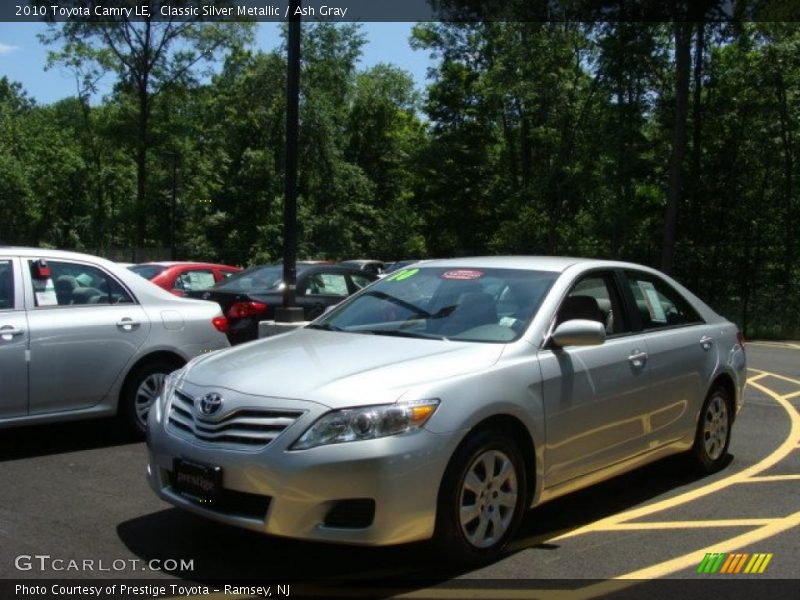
362,291,433,318
306,323,343,332
356,329,448,341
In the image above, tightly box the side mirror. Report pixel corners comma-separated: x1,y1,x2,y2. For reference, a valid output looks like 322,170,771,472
551,319,606,348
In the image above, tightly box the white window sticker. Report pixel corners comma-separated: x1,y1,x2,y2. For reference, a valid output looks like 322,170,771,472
35,278,58,307
638,281,666,323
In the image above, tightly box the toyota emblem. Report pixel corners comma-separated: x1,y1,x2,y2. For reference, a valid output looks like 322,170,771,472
198,393,224,416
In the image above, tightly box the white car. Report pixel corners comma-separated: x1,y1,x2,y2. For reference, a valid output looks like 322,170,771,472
0,247,230,435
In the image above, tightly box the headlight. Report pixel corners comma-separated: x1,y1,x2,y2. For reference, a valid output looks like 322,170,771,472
291,399,440,450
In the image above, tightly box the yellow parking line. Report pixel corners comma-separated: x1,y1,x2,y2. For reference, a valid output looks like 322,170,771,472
739,474,800,483
573,510,800,596
748,341,800,350
748,367,800,387
387,512,800,599
553,374,800,542
784,390,800,400
746,373,768,384
590,518,776,530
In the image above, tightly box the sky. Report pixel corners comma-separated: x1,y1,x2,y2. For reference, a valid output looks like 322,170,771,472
0,21,434,104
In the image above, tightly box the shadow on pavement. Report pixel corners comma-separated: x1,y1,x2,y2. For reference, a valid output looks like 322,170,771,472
0,418,139,461
117,507,449,585
117,452,730,591
513,453,733,548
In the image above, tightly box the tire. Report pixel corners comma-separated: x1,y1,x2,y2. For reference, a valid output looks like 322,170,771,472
689,385,732,473
119,358,182,438
433,428,528,565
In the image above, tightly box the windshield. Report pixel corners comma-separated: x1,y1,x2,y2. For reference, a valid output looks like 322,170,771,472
314,267,557,343
129,265,166,280
211,265,284,293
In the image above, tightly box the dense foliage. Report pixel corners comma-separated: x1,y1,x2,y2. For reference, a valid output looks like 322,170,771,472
1,21,798,337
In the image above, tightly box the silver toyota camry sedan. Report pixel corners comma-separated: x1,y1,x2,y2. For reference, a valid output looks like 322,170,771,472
0,247,230,436
146,257,746,563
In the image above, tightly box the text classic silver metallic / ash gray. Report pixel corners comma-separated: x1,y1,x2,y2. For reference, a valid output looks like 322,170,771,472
146,257,746,563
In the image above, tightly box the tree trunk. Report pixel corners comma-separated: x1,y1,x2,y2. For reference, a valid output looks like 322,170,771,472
134,19,152,257
661,21,692,275
775,70,795,286
688,22,705,289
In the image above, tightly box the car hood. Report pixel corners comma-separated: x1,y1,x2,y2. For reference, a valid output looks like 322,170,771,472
184,328,504,408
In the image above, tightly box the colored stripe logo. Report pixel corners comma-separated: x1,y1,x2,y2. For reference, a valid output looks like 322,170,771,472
696,552,773,574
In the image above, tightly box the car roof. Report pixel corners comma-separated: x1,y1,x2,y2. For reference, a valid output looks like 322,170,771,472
1,246,122,263
415,256,665,274
137,261,240,269
341,259,384,265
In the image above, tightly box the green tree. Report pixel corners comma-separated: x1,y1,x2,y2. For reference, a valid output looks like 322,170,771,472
41,6,253,254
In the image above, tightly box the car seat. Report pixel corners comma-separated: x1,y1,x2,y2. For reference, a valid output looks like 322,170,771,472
556,295,603,326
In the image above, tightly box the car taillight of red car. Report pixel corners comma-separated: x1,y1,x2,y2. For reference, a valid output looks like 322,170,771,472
227,301,269,319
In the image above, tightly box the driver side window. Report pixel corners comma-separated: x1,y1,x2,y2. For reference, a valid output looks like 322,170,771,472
557,274,630,336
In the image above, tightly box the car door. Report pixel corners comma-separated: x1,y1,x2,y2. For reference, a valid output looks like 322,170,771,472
0,257,29,418
621,270,713,446
24,258,151,415
538,271,653,487
296,270,352,319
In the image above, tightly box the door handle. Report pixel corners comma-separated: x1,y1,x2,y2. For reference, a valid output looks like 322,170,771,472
116,318,141,331
700,336,714,351
0,325,25,340
628,350,648,368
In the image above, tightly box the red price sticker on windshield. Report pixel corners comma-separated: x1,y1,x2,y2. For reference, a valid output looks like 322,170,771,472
441,269,484,280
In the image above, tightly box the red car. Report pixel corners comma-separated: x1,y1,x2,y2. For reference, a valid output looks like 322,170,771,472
128,262,241,297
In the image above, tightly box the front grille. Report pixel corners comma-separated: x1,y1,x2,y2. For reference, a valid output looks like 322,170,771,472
167,470,271,520
167,390,303,449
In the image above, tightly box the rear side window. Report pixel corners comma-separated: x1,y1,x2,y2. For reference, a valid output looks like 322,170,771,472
176,270,215,292
305,273,349,297
624,271,703,329
0,260,13,310
30,260,133,307
350,273,374,289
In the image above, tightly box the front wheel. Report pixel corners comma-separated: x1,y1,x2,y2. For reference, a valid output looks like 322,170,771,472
433,428,527,565
689,386,732,473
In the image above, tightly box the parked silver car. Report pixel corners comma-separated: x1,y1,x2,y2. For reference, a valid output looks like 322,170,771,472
0,248,230,436
146,257,746,563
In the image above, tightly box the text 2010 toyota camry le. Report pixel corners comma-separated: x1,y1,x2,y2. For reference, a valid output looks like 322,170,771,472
146,257,746,563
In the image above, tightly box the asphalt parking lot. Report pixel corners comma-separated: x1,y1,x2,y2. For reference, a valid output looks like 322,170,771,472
0,343,798,598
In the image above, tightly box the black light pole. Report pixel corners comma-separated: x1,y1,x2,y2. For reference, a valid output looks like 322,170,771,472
161,150,179,261
275,0,305,322
170,152,177,261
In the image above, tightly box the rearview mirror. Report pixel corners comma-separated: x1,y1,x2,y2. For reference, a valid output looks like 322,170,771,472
551,319,606,348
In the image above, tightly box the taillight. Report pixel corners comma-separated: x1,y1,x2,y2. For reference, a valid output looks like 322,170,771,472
212,316,229,333
736,330,746,349
227,301,269,319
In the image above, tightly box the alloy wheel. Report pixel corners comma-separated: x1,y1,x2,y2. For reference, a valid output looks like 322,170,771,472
703,393,729,461
458,449,519,549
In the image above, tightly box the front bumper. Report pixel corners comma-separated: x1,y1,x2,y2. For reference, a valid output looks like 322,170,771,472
147,391,458,546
